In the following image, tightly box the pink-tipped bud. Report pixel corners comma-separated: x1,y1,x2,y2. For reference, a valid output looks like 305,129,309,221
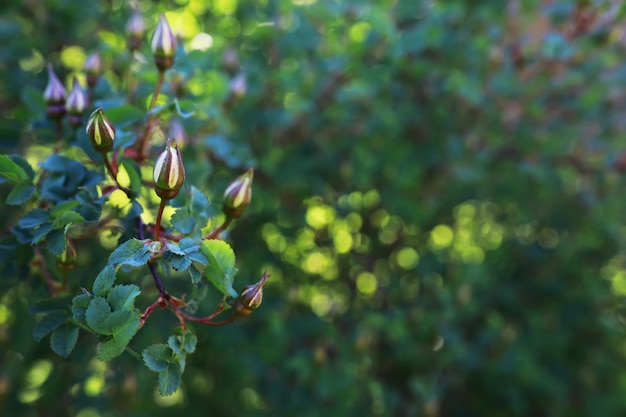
86,108,116,153
44,64,66,120
66,77,88,128
126,9,146,51
168,118,188,149
233,269,269,317
223,168,253,218
83,53,102,88
153,138,185,200
151,14,177,72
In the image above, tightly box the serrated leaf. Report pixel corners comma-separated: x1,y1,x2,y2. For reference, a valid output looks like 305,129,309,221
18,209,49,228
171,209,195,234
30,222,53,244
33,311,68,342
30,296,73,314
9,155,35,180
165,242,186,255
97,338,126,360
53,211,86,228
46,228,66,256
50,201,81,217
185,248,208,266
190,186,210,224
159,363,182,396
108,284,141,311
6,180,35,205
167,335,182,356
188,265,203,284
143,344,173,372
92,265,117,296
50,324,79,358
108,239,150,268
181,330,197,353
165,252,192,272
72,294,92,323
85,296,112,335
107,310,140,345
200,240,238,297
0,154,28,182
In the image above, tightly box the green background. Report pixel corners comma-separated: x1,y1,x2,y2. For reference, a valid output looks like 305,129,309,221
2,0,626,416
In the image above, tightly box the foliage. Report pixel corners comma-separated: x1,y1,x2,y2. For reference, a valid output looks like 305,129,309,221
2,0,626,416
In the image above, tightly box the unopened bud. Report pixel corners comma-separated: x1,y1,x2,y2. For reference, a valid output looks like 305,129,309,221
56,237,78,272
44,64,66,120
223,168,253,218
233,269,269,317
126,9,145,51
86,108,116,152
153,138,185,199
66,77,87,128
83,53,102,88
151,14,177,72
168,118,188,149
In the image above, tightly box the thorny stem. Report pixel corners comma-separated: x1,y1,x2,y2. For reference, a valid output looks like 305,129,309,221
205,218,232,240
154,198,166,242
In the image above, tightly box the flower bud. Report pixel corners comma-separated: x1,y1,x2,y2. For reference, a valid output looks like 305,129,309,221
83,53,102,88
151,14,177,72
153,138,185,200
223,168,253,218
56,237,78,272
233,269,269,317
44,64,66,120
86,108,116,152
126,9,145,51
66,77,87,128
168,118,188,149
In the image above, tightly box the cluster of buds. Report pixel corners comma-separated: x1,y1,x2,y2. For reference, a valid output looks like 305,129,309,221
222,168,254,218
233,269,269,317
151,14,177,72
44,65,89,128
86,108,116,153
153,138,185,199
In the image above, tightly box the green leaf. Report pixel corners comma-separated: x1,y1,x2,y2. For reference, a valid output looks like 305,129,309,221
181,330,197,354
50,201,81,217
85,296,112,335
108,284,141,311
159,363,182,396
108,239,150,268
18,209,49,228
105,105,145,128
72,294,92,323
143,344,173,372
171,208,195,234
29,296,73,314
190,186,210,224
9,155,35,180
174,98,197,119
46,228,66,256
33,311,68,342
97,338,126,360
120,158,142,198
52,211,86,229
0,154,28,182
6,180,35,205
50,324,79,358
200,240,239,297
92,265,117,296
107,310,140,345
167,335,182,356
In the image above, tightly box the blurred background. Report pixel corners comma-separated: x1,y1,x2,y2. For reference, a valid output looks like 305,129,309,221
3,0,626,416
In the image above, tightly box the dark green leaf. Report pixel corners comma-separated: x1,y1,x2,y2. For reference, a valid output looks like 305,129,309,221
97,338,126,360
8,155,35,181
158,363,182,396
167,335,182,356
108,284,141,311
181,330,197,354
30,222,53,244
143,344,173,372
105,105,144,128
72,294,92,323
18,209,49,228
33,311,68,342
29,296,73,314
6,180,35,205
85,296,112,335
92,265,117,296
200,240,238,297
50,324,79,358
171,208,195,234
107,310,140,345
46,228,66,256
108,239,150,268
0,154,28,182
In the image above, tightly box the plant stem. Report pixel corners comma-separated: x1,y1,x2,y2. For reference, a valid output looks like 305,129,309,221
154,198,166,242
33,247,59,296
124,346,144,363
205,218,232,240
148,260,170,300
149,71,165,111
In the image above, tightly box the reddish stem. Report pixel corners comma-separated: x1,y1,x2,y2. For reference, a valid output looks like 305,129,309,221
205,218,232,240
154,199,167,242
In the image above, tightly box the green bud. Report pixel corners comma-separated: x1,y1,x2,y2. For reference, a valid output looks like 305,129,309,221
83,53,102,88
126,9,145,51
223,168,253,218
153,138,185,200
44,64,66,120
233,269,269,317
66,77,87,128
86,108,116,153
151,14,177,72
56,237,78,272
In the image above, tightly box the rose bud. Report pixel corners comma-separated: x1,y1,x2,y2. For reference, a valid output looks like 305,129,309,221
65,77,87,128
153,138,185,199
126,9,146,51
233,269,269,317
86,108,116,153
223,168,253,218
44,64,66,120
168,118,188,149
83,53,102,88
151,14,177,72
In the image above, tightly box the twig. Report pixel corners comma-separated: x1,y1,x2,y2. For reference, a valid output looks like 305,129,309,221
204,218,232,240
